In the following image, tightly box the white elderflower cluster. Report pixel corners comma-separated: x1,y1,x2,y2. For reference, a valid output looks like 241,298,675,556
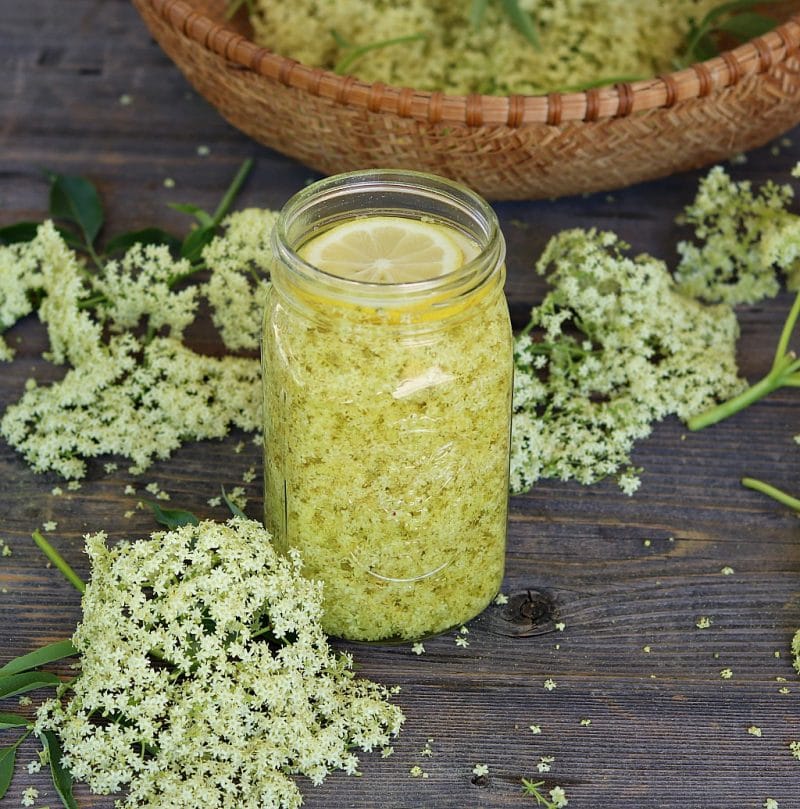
3,221,104,367
203,208,275,350
510,228,743,494
675,165,800,304
35,518,404,809
3,336,260,479
93,243,198,338
0,231,46,360
0,216,271,479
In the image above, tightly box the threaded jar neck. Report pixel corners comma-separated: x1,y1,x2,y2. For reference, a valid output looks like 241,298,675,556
270,170,506,324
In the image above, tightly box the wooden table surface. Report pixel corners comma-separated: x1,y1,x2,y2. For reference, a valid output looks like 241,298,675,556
2,2,799,808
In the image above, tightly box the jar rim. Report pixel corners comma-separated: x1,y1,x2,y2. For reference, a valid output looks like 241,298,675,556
271,169,505,309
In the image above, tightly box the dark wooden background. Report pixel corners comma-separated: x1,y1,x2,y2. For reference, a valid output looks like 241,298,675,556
2,2,799,807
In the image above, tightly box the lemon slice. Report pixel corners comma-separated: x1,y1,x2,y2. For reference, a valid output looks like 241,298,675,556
299,216,466,283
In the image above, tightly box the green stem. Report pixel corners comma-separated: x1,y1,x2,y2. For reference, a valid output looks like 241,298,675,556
742,477,800,512
10,728,33,750
688,290,799,430
76,293,108,310
167,264,206,289
687,369,781,430
250,623,279,641
86,241,104,273
334,34,427,75
31,531,86,594
211,158,254,227
774,290,800,365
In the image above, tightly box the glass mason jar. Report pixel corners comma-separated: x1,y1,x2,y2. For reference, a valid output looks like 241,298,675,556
263,170,513,642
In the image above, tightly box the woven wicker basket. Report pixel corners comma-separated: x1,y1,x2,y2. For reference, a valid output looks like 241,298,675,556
134,0,800,200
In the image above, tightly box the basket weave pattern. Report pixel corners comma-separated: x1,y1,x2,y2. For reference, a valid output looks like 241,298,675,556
134,0,800,200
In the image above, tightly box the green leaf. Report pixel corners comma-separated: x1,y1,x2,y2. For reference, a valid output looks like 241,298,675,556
0,744,17,801
224,0,254,20
330,28,350,48
0,222,40,245
221,486,247,519
39,730,78,809
679,0,770,65
168,202,215,229
104,228,181,256
0,713,29,730
0,641,77,677
48,173,104,247
699,0,764,28
716,12,776,41
0,222,79,248
500,0,540,50
469,0,490,28
145,501,200,530
0,672,61,700
180,225,215,264
689,32,719,62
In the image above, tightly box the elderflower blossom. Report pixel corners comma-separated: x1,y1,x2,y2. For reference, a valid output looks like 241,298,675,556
793,629,800,676
35,518,404,808
21,787,39,806
203,209,275,351
510,228,743,493
675,165,800,304
2,336,260,479
0,232,44,361
93,243,198,338
248,0,719,95
0,212,273,479
1,221,104,368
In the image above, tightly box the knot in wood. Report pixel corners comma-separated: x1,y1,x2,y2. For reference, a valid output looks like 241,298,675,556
483,588,558,638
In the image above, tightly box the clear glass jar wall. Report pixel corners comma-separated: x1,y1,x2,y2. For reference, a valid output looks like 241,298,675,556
263,170,513,641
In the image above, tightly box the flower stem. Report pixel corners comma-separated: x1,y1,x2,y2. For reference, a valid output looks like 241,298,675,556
774,289,800,364
334,33,427,75
76,293,108,310
687,290,800,431
742,477,800,513
211,158,254,227
31,531,86,594
687,367,781,430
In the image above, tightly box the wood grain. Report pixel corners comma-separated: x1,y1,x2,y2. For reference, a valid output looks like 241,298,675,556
1,2,799,807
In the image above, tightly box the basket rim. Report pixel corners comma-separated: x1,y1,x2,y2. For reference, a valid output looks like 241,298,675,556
142,0,800,126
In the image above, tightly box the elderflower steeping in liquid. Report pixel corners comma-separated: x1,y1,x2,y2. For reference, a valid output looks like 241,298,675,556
264,170,513,641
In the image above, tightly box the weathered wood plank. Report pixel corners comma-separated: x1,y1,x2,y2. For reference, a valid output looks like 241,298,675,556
1,1,799,808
